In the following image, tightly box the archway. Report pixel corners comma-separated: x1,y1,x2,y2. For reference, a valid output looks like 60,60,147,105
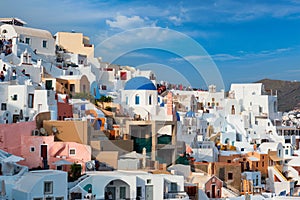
104,179,130,200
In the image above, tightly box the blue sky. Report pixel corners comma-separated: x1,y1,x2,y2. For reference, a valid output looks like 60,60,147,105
2,0,300,89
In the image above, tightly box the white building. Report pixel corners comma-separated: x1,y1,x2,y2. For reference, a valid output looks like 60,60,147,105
121,76,172,121
224,83,283,144
12,170,67,200
0,24,55,56
69,170,188,199
191,141,219,162
0,83,35,123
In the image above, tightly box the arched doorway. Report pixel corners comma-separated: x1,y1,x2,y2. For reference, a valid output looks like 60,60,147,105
104,179,130,200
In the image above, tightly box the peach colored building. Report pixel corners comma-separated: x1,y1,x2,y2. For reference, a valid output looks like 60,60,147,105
43,120,89,144
195,162,241,192
56,75,90,96
219,151,269,178
55,32,94,58
246,151,269,177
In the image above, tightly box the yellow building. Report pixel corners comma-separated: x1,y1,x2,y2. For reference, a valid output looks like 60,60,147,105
55,32,94,58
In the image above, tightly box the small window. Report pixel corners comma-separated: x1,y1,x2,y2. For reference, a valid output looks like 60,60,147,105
11,94,17,101
28,94,34,108
147,179,151,184
70,84,75,92
228,172,233,180
69,148,76,156
170,182,177,192
285,149,289,155
256,162,258,167
45,80,53,90
56,197,64,200
25,38,30,44
30,146,35,152
1,103,7,111
125,96,128,105
149,95,152,105
42,40,47,48
33,198,43,200
278,149,281,157
45,198,53,200
2,30,7,34
262,162,264,167
44,181,53,194
227,160,231,163
135,95,140,105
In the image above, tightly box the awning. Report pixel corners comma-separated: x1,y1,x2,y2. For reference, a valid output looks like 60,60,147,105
52,159,73,166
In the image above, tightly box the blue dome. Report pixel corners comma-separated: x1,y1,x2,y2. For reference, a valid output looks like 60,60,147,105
185,110,195,118
124,76,156,90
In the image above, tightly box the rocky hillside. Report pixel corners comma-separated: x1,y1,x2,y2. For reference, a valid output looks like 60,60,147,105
256,79,300,112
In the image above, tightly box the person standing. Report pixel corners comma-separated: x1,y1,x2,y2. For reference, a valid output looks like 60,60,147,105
108,191,113,200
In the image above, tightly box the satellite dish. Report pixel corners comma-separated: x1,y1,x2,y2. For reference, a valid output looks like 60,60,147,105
40,128,46,135
52,126,58,133
85,161,95,171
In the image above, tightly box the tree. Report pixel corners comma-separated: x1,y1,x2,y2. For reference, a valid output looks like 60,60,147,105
69,163,82,181
99,95,113,102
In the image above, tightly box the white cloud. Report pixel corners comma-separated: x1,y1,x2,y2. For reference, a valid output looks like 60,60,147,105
212,54,241,61
169,47,294,63
170,54,240,62
124,52,154,59
243,47,293,59
106,15,156,30
168,16,183,26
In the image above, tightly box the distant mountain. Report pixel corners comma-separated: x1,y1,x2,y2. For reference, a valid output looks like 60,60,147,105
256,79,300,112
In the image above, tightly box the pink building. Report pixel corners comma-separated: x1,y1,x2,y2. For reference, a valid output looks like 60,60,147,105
0,121,91,171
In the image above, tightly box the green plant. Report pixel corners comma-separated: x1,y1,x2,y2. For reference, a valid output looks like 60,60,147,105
99,95,113,102
69,163,82,181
